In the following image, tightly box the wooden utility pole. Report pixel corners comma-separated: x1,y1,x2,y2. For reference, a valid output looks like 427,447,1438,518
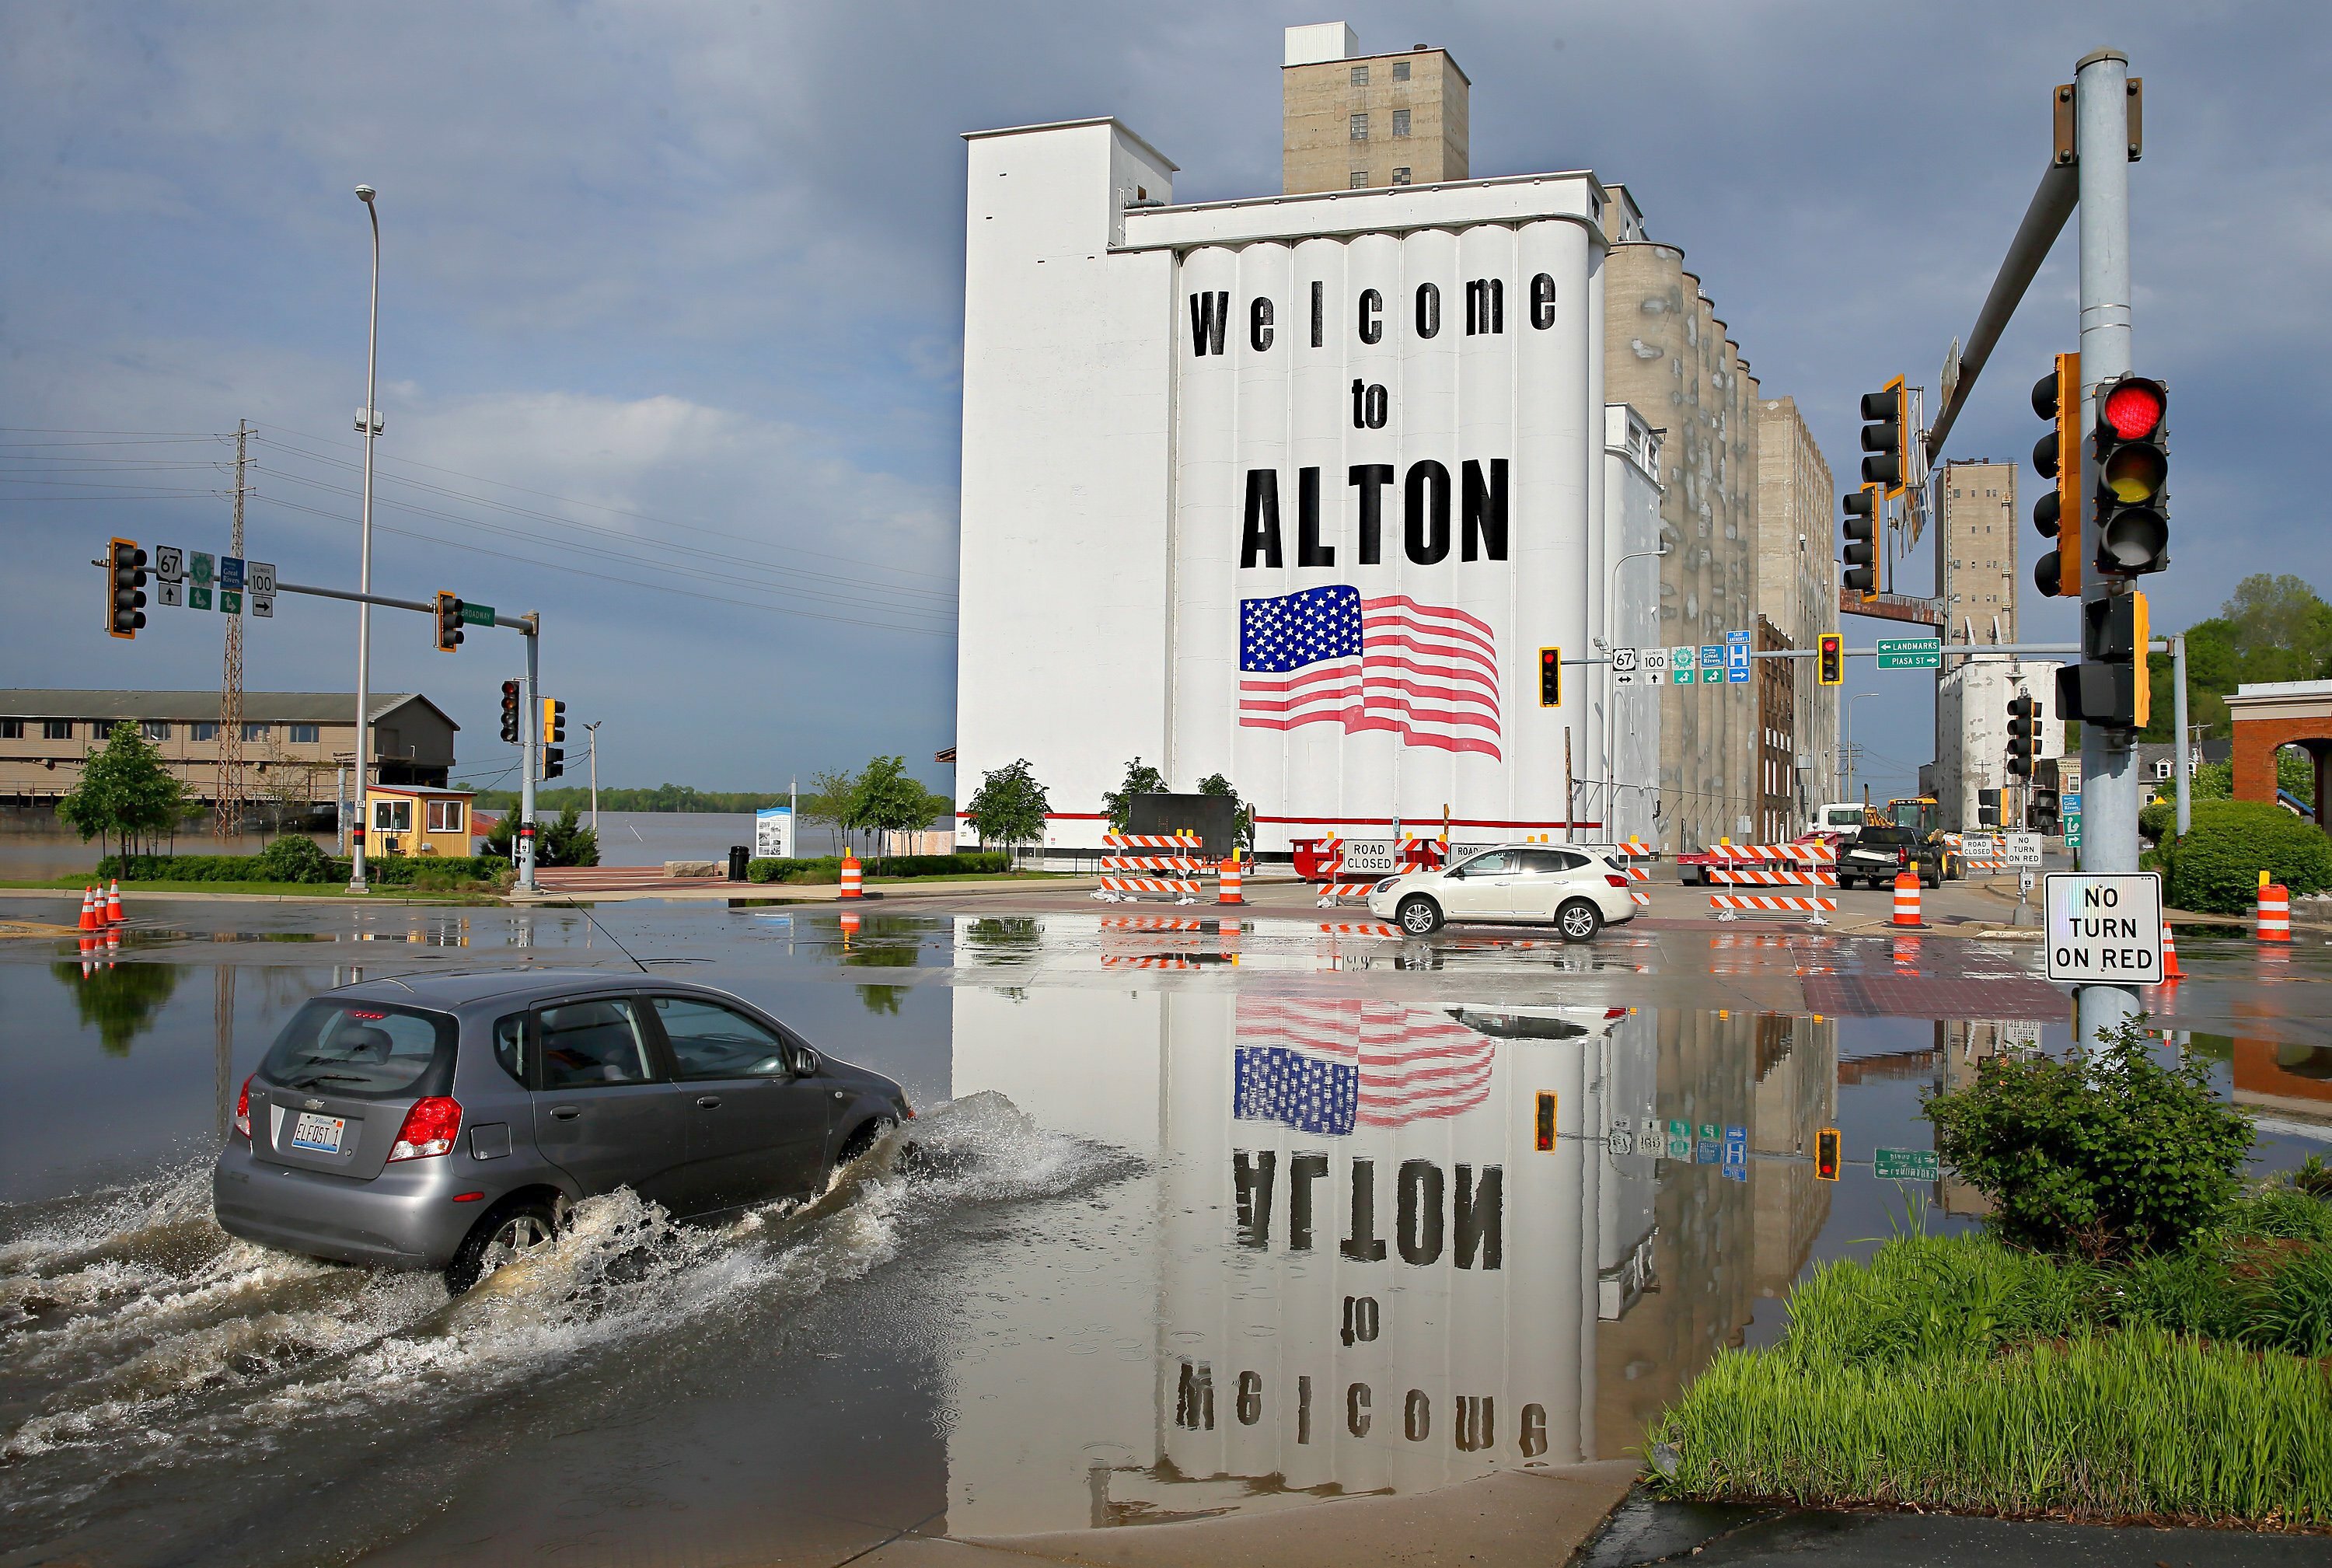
215,420,248,840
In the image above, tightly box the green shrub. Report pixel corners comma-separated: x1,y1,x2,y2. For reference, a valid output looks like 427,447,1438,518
94,850,506,888
1925,1019,2253,1261
2155,797,2332,913
2138,800,2173,842
745,852,1007,884
258,835,333,883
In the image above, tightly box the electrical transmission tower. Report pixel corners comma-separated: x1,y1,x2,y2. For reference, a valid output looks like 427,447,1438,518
215,419,249,840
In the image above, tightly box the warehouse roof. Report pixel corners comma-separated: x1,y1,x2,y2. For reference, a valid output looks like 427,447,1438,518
0,690,455,728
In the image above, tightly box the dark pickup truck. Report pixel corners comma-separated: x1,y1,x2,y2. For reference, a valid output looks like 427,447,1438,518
1837,824,1946,890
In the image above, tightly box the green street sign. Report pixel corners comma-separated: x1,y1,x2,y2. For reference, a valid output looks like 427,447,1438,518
219,589,243,616
460,602,496,626
189,585,213,611
1876,637,1942,670
1874,1147,1940,1181
190,551,215,587
1667,1119,1690,1159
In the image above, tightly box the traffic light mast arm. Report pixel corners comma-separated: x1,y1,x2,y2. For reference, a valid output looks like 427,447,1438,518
271,578,532,630
1925,159,2079,461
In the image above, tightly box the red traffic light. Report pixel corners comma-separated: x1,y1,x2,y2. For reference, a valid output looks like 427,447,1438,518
2101,377,2166,441
1814,1127,1842,1182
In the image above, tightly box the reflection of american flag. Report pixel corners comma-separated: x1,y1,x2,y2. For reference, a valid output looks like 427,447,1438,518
1238,586,1500,759
1233,998,1494,1134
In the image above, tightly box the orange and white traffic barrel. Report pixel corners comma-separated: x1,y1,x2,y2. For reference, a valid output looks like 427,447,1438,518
1217,856,1245,905
839,854,864,900
1892,870,1924,928
2258,880,2290,943
106,879,124,925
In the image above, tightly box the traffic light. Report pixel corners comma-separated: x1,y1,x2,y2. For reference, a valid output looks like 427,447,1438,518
1859,376,1908,498
539,698,566,781
1814,1127,1842,1182
2065,591,2151,730
1817,634,1844,687
1841,484,1879,595
2030,351,2080,599
106,537,148,639
1538,647,1560,707
499,680,522,745
2093,375,2169,577
2006,693,2037,779
434,591,466,653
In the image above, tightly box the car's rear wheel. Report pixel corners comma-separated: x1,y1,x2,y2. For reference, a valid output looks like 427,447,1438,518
1555,899,1603,943
1398,896,1443,936
445,1196,560,1295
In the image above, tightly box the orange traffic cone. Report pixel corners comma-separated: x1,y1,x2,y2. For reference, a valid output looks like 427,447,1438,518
2159,919,2182,982
1891,870,1924,928
838,853,863,900
106,879,124,926
78,887,99,931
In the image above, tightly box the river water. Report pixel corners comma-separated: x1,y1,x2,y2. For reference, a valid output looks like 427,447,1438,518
1,900,2320,1566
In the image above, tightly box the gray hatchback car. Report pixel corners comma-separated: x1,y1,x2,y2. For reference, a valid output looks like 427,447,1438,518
214,969,912,1292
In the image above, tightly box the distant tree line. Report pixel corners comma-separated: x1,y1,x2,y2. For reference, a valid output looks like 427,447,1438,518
470,784,798,814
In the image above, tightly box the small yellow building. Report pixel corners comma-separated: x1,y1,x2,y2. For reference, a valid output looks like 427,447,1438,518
362,784,476,858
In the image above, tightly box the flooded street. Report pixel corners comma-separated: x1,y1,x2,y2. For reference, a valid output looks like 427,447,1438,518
2,896,2324,1566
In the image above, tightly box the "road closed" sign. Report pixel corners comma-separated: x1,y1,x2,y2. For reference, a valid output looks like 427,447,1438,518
2044,871,2164,983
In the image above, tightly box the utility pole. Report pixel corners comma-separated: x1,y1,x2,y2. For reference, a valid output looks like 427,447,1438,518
2074,48,2141,1049
216,420,250,841
349,185,383,893
519,614,540,891
2173,632,2191,837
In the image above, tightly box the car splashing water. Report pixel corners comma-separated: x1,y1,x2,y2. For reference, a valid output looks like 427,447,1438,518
0,1091,1131,1562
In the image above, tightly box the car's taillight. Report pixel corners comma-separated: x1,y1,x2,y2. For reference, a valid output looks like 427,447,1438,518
235,1076,252,1140
388,1096,463,1161
1604,874,1630,889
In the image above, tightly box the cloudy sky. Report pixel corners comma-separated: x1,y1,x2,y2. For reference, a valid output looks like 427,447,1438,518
5,2,2325,799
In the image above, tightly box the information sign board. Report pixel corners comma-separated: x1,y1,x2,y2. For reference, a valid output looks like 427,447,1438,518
248,560,276,594
219,589,243,615
1642,648,1669,675
460,602,496,626
1699,644,1724,683
754,805,794,861
1611,647,1639,685
218,556,246,590
2062,791,2082,850
189,585,212,611
189,551,215,587
2005,831,2044,869
250,592,274,619
153,546,184,583
2044,871,2163,983
1874,1147,1941,1181
1667,1119,1691,1160
1963,834,1998,861
1668,646,1697,686
1876,637,1942,670
156,581,184,608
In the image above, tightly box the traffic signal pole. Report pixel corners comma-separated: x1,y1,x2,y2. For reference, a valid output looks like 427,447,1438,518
2075,47,2141,1046
2173,632,2191,837
521,622,540,893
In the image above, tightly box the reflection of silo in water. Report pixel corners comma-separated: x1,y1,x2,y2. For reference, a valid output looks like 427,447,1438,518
1151,994,1653,1499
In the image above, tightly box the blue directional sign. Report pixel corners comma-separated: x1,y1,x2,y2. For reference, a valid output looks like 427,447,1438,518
1725,630,1751,683
219,556,246,590
1699,644,1725,684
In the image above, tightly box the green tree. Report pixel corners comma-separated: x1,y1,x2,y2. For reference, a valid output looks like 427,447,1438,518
539,804,599,868
1196,771,1255,851
1102,757,1166,833
800,768,857,856
51,960,182,1056
847,756,933,871
963,758,1050,860
2160,576,2332,742
55,721,191,871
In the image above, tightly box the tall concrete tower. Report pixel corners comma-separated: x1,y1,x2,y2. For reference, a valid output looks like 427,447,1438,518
1282,23,1469,194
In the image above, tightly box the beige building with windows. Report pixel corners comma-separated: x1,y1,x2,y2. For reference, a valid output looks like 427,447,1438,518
1757,396,1842,815
1938,459,2016,645
0,690,456,809
1281,23,1468,194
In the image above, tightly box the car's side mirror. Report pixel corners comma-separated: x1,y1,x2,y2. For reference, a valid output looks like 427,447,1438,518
794,1048,821,1075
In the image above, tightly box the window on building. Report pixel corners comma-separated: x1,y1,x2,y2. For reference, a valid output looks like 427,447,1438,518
243,722,270,742
0,720,19,739
372,798,413,833
1392,109,1411,138
43,720,72,741
428,798,465,834
1349,169,1369,188
1349,64,1369,86
141,721,170,741
290,723,319,744
1392,59,1410,81
192,722,218,741
91,720,116,739
1391,167,1412,185
1349,113,1368,141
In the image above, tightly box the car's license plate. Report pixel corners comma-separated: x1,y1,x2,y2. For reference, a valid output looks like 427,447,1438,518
290,1112,347,1154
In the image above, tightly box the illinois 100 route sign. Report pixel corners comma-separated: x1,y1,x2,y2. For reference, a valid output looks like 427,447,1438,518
2044,871,2163,983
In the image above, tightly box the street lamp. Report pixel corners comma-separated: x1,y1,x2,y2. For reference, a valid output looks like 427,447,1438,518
583,721,602,834
1603,543,1669,835
1844,691,1880,804
347,183,382,892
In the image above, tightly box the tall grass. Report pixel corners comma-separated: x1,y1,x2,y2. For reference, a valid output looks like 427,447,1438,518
1653,1221,2332,1526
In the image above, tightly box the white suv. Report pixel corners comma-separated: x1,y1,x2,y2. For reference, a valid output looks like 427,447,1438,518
1367,847,1638,941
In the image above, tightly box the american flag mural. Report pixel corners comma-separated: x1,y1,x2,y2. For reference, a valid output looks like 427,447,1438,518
1233,997,1495,1133
1238,586,1501,760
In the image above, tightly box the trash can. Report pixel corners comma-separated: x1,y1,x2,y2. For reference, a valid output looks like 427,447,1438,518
728,845,749,882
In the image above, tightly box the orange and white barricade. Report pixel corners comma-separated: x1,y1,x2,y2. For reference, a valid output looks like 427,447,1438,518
1709,893,1837,920
2258,880,2291,944
1615,838,1656,907
839,854,863,899
1217,857,1246,905
1095,832,1203,903
1704,840,1835,923
1892,870,1925,928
